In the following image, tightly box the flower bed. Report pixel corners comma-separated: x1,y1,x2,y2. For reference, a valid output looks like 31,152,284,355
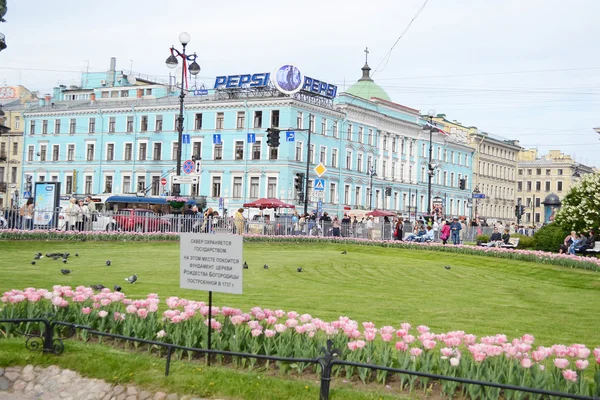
2,287,599,398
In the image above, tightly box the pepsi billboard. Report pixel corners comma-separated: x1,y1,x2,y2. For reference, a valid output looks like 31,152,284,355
214,65,337,99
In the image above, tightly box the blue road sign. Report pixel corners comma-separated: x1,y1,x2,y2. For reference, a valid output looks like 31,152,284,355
247,133,256,143
213,134,222,144
218,197,224,209
182,160,195,174
317,200,323,213
182,134,190,144
313,178,325,191
193,89,209,96
472,193,486,199
286,131,295,142
23,191,31,198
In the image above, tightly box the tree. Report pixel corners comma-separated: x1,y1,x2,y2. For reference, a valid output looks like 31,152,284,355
0,0,6,22
554,172,600,233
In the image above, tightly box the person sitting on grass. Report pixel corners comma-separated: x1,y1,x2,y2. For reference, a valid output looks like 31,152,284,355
485,227,503,247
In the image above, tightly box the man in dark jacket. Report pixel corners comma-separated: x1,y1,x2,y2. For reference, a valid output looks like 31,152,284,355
450,217,462,245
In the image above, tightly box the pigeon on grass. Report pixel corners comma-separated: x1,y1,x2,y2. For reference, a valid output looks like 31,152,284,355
341,251,347,255
106,260,111,266
61,269,73,275
263,264,269,269
34,253,42,260
444,266,451,270
91,284,105,291
125,274,138,284
113,285,122,292
243,262,248,269
297,267,303,272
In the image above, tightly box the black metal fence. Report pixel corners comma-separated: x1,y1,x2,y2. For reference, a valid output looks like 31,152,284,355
1,317,597,400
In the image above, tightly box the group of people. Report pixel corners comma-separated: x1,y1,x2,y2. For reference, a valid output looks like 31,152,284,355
63,196,97,231
559,230,596,255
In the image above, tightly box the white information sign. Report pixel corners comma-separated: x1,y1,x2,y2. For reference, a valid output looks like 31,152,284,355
173,175,199,184
180,233,243,294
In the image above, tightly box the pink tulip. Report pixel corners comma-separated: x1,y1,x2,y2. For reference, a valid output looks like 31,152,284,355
575,360,588,370
147,293,159,299
444,337,462,347
521,358,533,368
98,310,108,318
137,309,148,319
562,369,577,382
403,334,415,344
274,324,287,333
594,347,600,358
325,325,337,336
396,341,408,351
300,314,312,323
400,322,411,331
251,329,262,337
440,347,454,358
473,353,486,363
287,311,298,319
396,329,407,337
381,333,393,342
266,316,278,325
417,325,430,334
410,348,423,357
532,350,547,362
264,329,276,338
355,340,366,349
51,297,63,307
171,315,183,324
348,341,359,351
81,307,92,315
422,340,437,350
274,309,286,318
126,305,138,314
380,326,395,335
285,319,298,328
521,334,535,344
362,322,375,330
295,325,306,334
247,320,261,330
364,329,377,342
576,348,590,359
553,358,569,369
156,330,167,338
450,357,460,367
552,345,569,357
463,334,477,345
100,299,111,306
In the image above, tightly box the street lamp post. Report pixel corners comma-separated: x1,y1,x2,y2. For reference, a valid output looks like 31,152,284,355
165,32,201,196
472,185,480,221
368,167,377,210
422,110,437,219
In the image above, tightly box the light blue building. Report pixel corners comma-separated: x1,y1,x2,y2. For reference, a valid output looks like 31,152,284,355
21,57,473,218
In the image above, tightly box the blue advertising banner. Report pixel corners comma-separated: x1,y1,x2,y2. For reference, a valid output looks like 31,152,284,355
33,182,61,228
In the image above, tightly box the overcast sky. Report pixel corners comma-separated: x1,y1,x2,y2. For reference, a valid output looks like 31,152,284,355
2,0,599,166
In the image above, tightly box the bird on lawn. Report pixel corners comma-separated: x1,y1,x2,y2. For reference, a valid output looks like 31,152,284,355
53,256,59,261
91,284,105,291
31,261,36,265
444,266,451,270
297,267,303,272
62,259,68,264
75,253,79,257
33,253,42,260
106,260,111,266
61,269,73,275
113,284,122,292
125,274,137,284
341,251,347,255
263,264,268,269
243,262,248,269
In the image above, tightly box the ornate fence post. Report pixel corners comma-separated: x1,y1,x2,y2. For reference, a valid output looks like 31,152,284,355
318,339,340,400
42,318,54,353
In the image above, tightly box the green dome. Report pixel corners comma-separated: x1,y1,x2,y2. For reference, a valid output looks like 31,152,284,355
345,63,391,101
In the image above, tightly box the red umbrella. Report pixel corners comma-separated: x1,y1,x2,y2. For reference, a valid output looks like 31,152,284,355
242,198,296,209
366,209,396,217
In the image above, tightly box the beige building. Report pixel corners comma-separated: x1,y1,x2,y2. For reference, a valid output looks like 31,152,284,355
516,149,594,226
0,86,37,208
433,115,521,223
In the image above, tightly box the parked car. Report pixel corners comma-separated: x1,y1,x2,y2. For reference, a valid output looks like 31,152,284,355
113,208,171,232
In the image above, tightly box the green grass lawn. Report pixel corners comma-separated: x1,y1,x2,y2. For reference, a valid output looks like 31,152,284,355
1,240,599,346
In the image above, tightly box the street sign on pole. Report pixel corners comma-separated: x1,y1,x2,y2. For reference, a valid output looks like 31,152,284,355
286,131,295,142
213,134,222,144
182,160,195,174
182,134,191,144
173,175,199,185
472,193,486,199
314,163,327,177
247,133,256,143
180,233,243,294
160,178,167,186
312,191,325,198
192,160,202,175
313,178,325,191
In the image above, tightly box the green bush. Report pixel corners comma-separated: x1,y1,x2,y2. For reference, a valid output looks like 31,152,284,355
476,234,490,243
533,223,569,252
512,234,535,249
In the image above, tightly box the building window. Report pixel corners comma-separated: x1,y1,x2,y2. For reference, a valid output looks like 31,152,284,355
309,114,315,133
52,145,59,161
122,176,131,194
358,127,363,143
65,176,73,194
121,90,129,98
331,149,337,168
249,177,259,198
233,177,242,198
346,151,351,169
367,155,372,171
12,142,17,156
86,144,94,161
321,118,326,135
535,181,541,191
235,141,244,160
253,111,262,128
271,110,279,127
320,147,326,164
42,120,48,135
171,143,178,161
124,143,132,161
355,187,361,206
347,124,352,141
269,147,278,160
153,143,162,160
236,111,245,129
54,119,60,134
267,177,277,198
106,144,114,161
330,183,336,204
192,142,201,160
557,181,563,191
109,117,115,133
105,176,113,193
141,116,148,132
65,144,74,162
517,181,522,191
295,143,302,162
214,144,223,160
155,115,163,132
151,176,160,196
89,118,96,133
344,185,350,204
127,116,134,133
85,176,92,194
29,121,35,135
296,112,303,129
190,113,202,130
546,169,551,175
368,129,372,145
527,169,532,175
216,112,224,130
558,169,563,175
333,122,338,138
139,143,147,161
536,168,541,175
137,176,146,193
310,144,315,164
15,116,20,129
545,181,550,191
10,167,16,183
252,141,261,160
40,145,47,162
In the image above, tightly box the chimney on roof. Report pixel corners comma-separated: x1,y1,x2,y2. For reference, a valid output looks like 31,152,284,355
108,57,117,87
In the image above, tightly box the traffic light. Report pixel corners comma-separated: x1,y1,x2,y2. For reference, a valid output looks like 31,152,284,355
266,128,281,148
520,205,525,216
514,205,520,217
459,178,466,190
294,173,305,193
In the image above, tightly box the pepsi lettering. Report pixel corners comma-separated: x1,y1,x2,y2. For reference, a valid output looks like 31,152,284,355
214,73,270,89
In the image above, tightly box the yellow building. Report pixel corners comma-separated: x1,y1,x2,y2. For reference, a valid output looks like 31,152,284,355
516,149,594,226
433,115,521,223
0,86,37,207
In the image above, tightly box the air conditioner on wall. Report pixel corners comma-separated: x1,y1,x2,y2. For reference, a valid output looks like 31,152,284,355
100,80,107,86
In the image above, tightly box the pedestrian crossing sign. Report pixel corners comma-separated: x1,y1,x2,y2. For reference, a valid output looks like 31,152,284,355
313,178,325,191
